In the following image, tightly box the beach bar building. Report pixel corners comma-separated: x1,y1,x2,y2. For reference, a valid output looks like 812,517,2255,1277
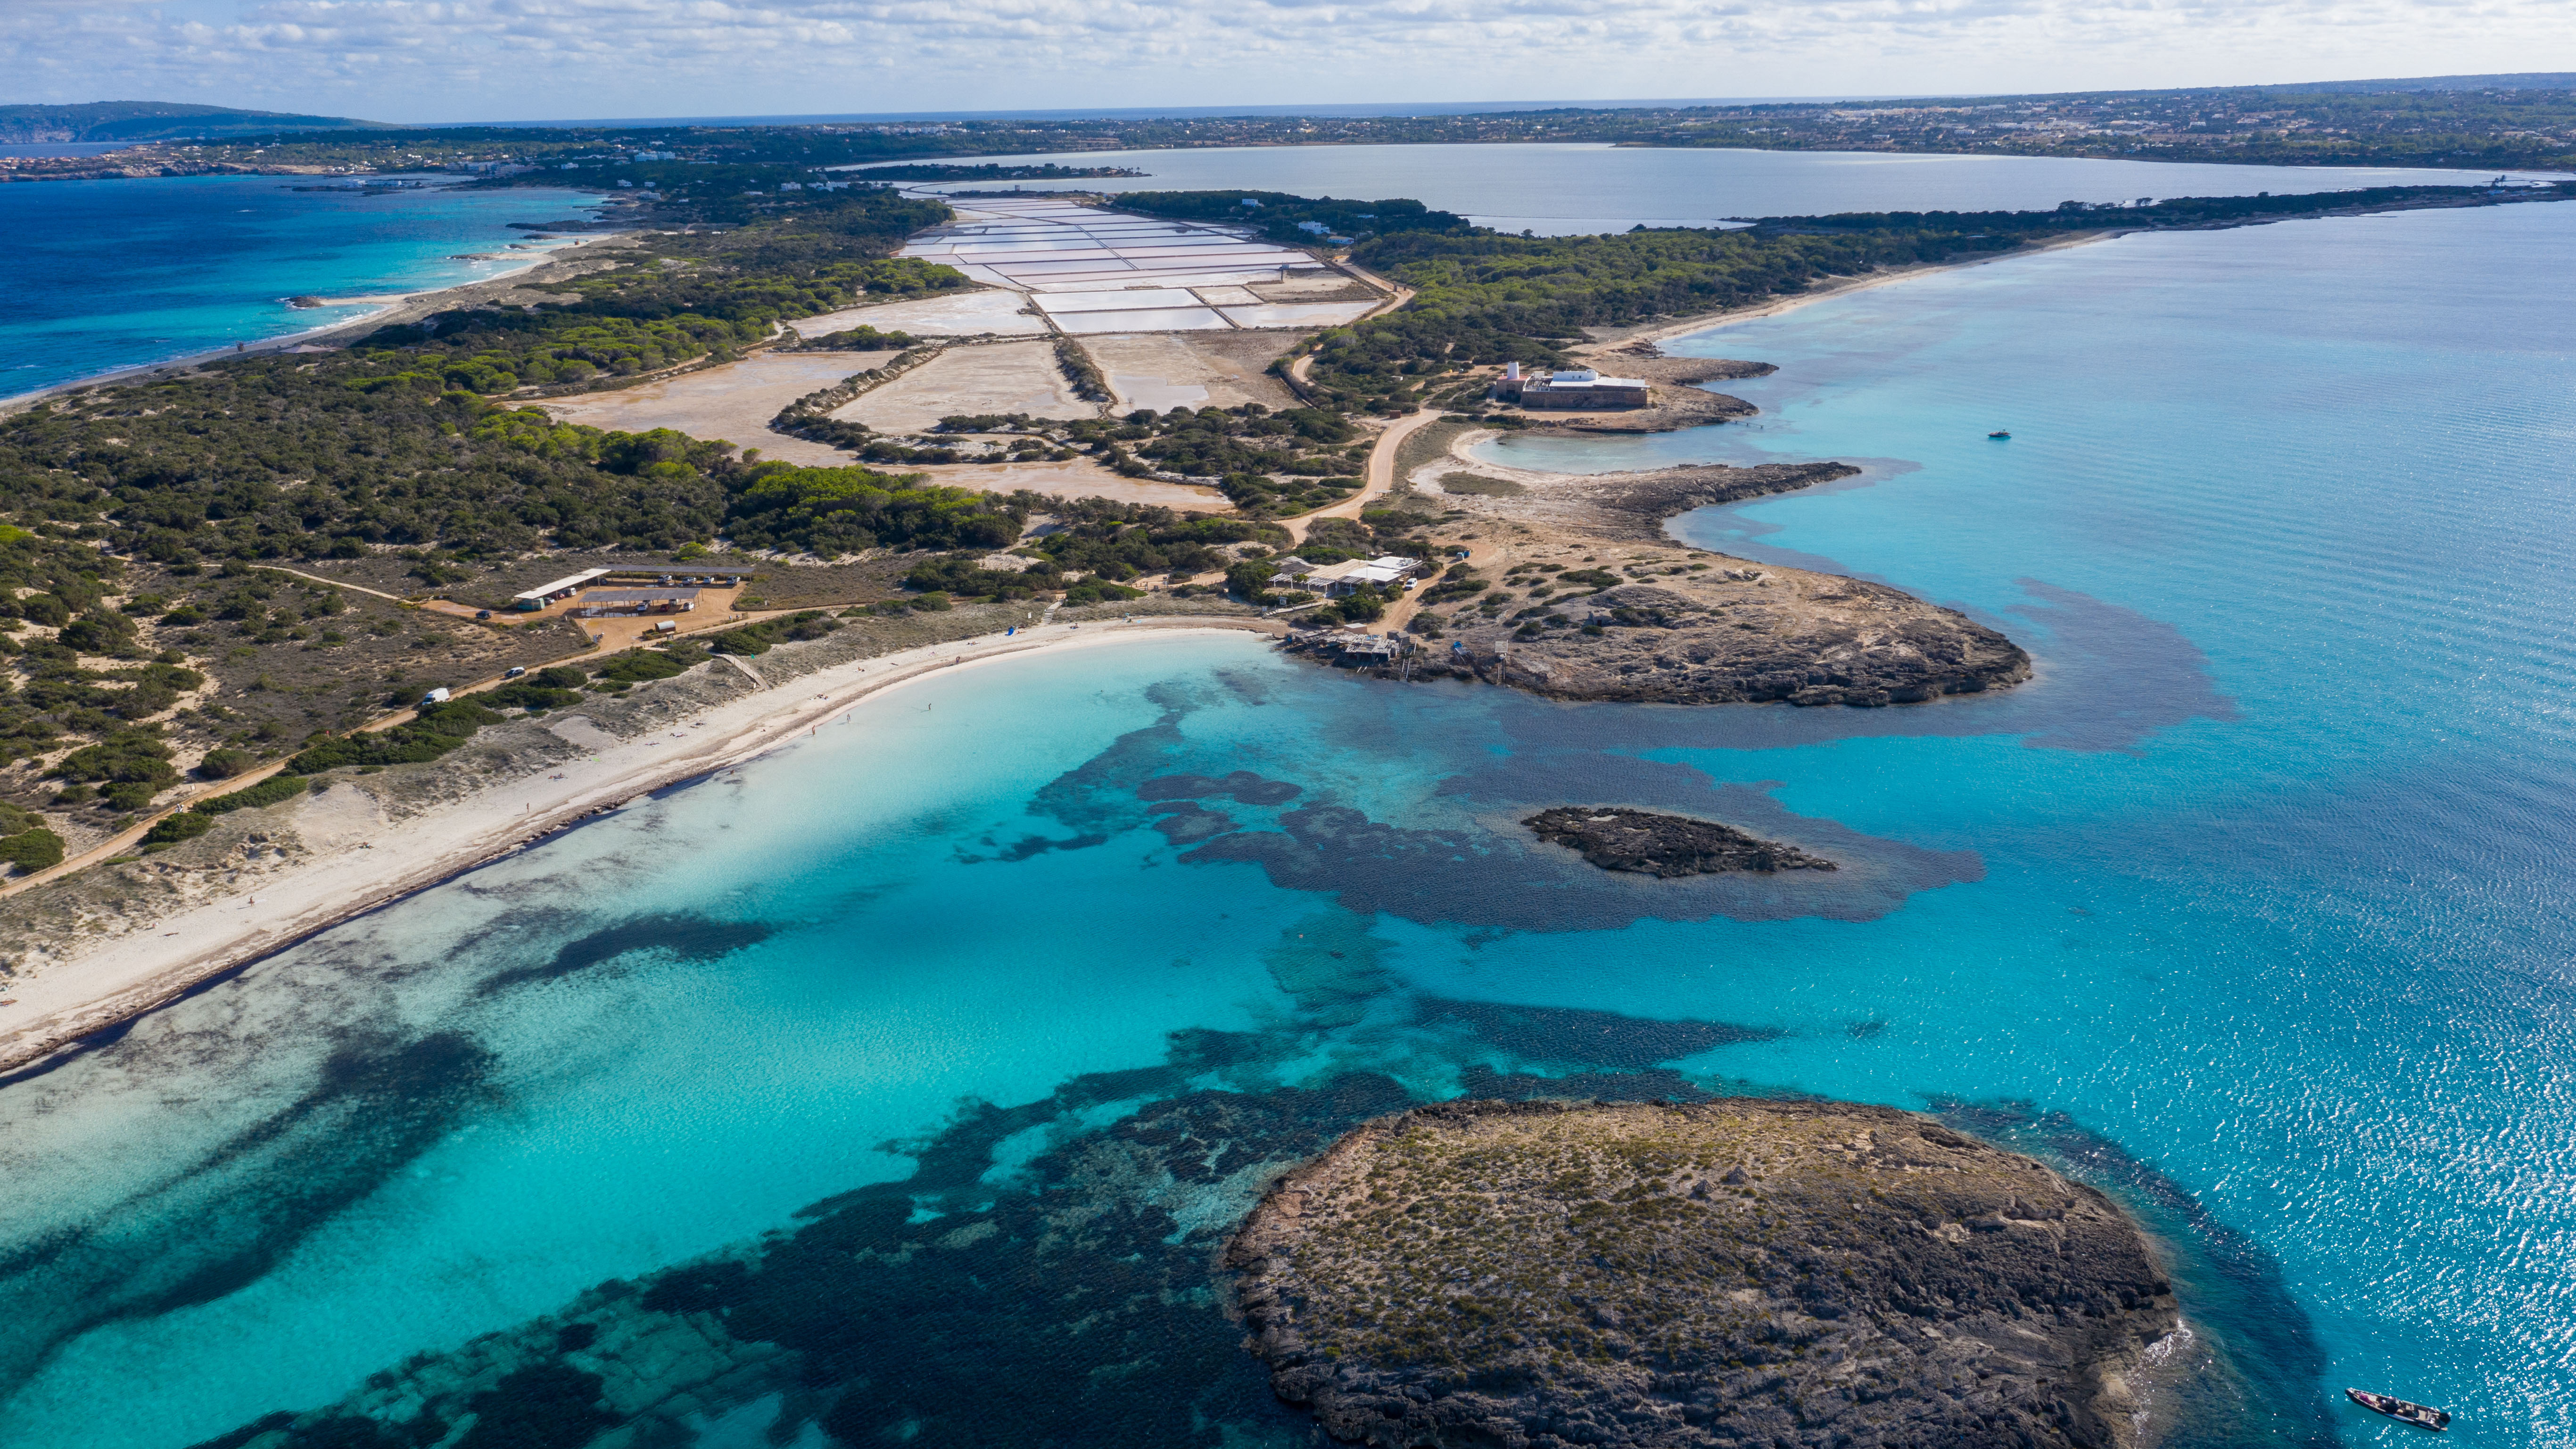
568,588,702,619
512,568,613,611
599,565,760,589
1270,555,1423,597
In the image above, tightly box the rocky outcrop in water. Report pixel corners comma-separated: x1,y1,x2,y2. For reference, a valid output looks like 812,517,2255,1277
1524,807,1836,876
1554,462,1863,542
1227,1098,2181,1449
1390,569,2031,708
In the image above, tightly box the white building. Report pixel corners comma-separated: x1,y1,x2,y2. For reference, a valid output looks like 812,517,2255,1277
1271,555,1423,597
512,568,612,610
1494,362,1651,409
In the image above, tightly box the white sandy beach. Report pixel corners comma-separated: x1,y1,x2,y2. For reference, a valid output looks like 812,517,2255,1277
0,615,1281,1076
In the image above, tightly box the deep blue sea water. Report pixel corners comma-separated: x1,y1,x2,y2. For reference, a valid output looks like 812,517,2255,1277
1,201,2573,1448
0,175,601,400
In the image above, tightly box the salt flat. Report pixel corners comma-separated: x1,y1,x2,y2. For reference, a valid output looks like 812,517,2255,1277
787,289,1046,338
1055,306,1232,334
834,340,1095,432
1033,288,1205,314
1219,301,1380,329
930,460,1231,510
901,197,1336,308
537,351,897,464
1083,333,1301,413
884,197,1387,344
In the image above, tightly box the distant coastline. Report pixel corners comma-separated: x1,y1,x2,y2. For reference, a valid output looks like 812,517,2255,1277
0,206,632,411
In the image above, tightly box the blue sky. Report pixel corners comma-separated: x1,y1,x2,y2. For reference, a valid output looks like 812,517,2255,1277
5,0,2571,123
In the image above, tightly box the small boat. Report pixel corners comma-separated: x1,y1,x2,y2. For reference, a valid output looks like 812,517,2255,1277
1987,429,2012,440
2346,1389,2450,1431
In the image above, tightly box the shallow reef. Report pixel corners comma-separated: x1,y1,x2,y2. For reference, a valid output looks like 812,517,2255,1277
181,999,2318,1449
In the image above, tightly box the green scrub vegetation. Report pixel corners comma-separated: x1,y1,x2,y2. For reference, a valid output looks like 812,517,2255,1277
0,800,64,873
1295,184,2573,414
721,465,1023,558
1113,191,1470,249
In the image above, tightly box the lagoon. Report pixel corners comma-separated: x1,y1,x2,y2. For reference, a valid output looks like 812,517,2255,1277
875,140,2564,233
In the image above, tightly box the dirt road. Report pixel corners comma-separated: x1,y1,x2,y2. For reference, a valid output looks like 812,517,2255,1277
1287,408,1440,544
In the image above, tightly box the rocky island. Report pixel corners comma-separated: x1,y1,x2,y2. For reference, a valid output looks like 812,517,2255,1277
1524,807,1836,876
1227,1099,2181,1449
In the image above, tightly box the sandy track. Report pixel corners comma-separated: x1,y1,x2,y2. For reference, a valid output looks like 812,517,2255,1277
1287,408,1440,544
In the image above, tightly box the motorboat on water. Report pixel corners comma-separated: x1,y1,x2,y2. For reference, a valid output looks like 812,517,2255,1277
2346,1389,2450,1431
1987,429,2012,439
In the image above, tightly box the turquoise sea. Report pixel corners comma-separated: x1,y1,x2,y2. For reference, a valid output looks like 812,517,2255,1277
2,200,2574,1448
0,175,601,401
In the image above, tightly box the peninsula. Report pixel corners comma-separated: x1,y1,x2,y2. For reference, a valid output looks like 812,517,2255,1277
1227,1098,2183,1449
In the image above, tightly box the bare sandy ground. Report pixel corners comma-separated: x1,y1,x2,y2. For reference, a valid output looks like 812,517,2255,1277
0,616,1284,1076
836,340,1095,432
527,342,1222,506
1252,274,1382,302
537,351,897,463
1086,332,1301,413
1285,407,1440,544
932,460,1231,509
1220,302,1379,329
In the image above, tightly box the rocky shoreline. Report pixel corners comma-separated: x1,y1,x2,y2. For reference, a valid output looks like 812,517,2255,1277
1413,573,2027,706
1299,543,2029,707
1494,357,1775,434
1316,378,2031,708
1546,461,1864,542
1227,1098,2183,1449
1524,806,1837,876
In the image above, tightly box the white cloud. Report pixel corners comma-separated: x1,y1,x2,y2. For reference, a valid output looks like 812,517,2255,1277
3,0,2569,120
